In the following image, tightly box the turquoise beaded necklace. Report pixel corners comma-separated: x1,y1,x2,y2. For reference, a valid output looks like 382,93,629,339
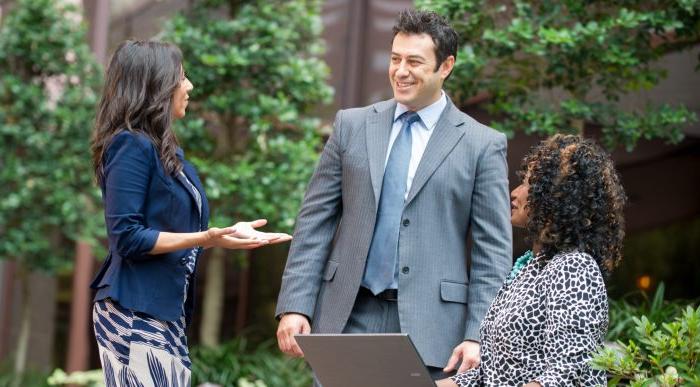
505,250,534,284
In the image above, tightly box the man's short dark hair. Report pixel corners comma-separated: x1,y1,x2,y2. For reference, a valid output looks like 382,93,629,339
392,9,459,73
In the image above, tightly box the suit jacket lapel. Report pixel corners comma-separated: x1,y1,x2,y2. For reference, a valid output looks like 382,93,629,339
405,99,466,206
366,100,397,208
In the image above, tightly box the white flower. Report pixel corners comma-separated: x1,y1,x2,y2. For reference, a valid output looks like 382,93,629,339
65,51,77,63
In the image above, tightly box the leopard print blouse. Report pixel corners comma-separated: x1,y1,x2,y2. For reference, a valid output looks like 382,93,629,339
451,251,608,387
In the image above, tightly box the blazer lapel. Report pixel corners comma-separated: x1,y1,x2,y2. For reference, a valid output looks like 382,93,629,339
366,100,397,207
175,148,209,227
405,99,466,206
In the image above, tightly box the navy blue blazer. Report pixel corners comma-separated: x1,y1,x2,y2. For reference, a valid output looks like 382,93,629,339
90,131,210,323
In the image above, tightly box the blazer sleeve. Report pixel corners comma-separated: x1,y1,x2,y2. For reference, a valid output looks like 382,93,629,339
102,133,160,260
464,133,513,341
533,253,609,386
275,110,345,319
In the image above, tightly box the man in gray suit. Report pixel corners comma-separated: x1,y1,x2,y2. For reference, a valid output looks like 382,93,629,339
276,9,512,378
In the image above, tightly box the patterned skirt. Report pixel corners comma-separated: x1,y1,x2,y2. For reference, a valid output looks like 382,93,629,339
92,298,191,387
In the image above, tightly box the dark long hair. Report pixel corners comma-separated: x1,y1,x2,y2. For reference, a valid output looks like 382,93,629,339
91,40,184,183
521,134,627,276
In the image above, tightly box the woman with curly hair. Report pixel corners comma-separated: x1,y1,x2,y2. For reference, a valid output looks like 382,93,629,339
90,40,291,386
438,134,626,387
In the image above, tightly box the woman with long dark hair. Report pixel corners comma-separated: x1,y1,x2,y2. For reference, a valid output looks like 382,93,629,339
438,134,626,386
90,40,290,386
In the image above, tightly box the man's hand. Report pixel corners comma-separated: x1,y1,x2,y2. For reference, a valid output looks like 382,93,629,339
443,340,480,373
276,313,311,357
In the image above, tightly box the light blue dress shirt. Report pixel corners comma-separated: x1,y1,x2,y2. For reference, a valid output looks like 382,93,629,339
387,91,448,199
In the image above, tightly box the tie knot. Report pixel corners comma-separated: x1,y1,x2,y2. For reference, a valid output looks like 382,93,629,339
400,111,421,126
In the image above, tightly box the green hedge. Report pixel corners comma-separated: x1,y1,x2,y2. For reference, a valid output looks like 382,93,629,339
594,283,700,386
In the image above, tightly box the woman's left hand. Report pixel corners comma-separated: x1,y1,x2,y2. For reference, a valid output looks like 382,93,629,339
231,219,292,245
523,383,542,387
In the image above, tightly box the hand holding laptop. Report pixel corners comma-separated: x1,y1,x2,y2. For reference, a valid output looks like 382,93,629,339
276,313,310,357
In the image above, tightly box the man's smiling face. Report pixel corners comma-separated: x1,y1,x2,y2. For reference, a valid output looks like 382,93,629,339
389,32,452,111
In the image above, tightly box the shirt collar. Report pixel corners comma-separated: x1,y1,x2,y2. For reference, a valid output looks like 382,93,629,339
394,90,447,131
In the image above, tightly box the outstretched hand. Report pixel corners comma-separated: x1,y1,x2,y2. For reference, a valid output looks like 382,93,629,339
204,219,292,250
203,226,266,249
231,219,292,244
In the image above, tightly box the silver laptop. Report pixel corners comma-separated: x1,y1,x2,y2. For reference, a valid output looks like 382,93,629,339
295,333,436,387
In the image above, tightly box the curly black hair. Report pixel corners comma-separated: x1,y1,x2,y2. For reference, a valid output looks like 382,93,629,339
519,134,627,276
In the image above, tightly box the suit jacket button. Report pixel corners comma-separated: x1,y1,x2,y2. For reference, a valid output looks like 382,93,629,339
402,219,410,227
402,266,410,274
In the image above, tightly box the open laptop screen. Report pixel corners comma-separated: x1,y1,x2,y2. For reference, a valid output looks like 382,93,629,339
296,333,436,387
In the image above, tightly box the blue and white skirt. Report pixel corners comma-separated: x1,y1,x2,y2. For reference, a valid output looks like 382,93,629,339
92,298,191,387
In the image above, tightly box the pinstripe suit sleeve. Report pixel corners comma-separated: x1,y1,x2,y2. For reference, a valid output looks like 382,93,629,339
275,110,345,319
464,132,513,341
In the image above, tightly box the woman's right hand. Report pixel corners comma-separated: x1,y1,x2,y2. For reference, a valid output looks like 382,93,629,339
203,226,270,250
229,219,292,245
203,219,292,250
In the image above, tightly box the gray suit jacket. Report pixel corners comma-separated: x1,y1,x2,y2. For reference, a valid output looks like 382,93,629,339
276,97,512,367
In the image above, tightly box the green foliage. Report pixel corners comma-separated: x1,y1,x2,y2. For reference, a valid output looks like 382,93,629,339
190,338,312,387
0,0,105,272
164,0,333,233
592,305,700,386
0,361,49,387
597,283,700,385
46,369,103,386
416,0,700,150
608,283,695,343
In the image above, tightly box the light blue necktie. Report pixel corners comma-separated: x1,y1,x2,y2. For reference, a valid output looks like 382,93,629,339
362,111,421,295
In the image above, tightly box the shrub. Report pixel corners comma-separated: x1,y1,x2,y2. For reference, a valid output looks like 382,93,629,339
0,0,104,378
190,338,312,387
593,305,700,386
608,283,693,343
41,338,312,387
416,0,699,149
0,361,49,387
163,0,333,232
46,369,103,386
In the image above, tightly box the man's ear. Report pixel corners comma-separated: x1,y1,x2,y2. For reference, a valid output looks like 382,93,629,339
440,55,455,80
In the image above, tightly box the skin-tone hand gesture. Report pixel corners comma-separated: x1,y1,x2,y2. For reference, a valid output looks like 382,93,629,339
202,226,267,250
150,218,292,255
435,379,458,387
276,312,311,357
230,219,292,243
444,340,480,374
205,219,292,250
